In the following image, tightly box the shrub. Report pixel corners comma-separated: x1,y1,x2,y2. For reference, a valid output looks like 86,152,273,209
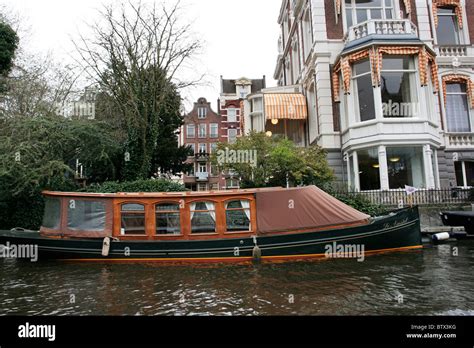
82,179,186,193
332,192,388,217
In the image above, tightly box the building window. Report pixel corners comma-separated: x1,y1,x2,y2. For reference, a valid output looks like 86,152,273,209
198,107,207,118
198,163,207,173
186,143,196,155
358,148,381,191
455,161,474,187
381,56,418,118
155,203,181,235
228,129,238,144
67,200,106,231
437,7,461,45
198,184,208,192
190,202,216,233
186,124,195,138
353,59,376,122
227,108,237,122
198,124,207,138
446,83,471,133
387,147,425,189
210,143,218,153
345,0,394,28
210,123,219,138
226,179,240,189
225,200,251,232
198,143,207,154
121,204,146,235
211,164,219,176
187,164,195,176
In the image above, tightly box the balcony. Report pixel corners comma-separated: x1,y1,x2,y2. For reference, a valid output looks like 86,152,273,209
344,19,418,45
446,133,474,149
195,152,210,162
437,45,470,57
196,172,209,182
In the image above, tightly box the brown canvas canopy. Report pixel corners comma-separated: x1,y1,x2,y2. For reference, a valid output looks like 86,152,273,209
256,186,370,233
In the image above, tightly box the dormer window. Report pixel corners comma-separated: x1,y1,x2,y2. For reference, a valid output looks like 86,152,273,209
198,107,207,119
345,0,394,28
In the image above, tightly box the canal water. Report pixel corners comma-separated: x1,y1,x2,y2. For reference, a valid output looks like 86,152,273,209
1,242,473,316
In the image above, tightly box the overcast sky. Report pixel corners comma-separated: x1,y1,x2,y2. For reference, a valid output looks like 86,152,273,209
1,0,281,111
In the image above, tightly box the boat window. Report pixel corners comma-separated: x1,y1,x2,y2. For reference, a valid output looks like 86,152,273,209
121,203,146,235
156,203,181,235
42,197,61,229
67,200,106,231
225,200,251,232
190,202,216,234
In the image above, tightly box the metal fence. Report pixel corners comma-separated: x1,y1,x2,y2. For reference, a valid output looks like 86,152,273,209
334,188,473,207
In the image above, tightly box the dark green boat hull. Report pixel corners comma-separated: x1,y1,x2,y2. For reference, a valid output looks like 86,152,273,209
0,207,422,262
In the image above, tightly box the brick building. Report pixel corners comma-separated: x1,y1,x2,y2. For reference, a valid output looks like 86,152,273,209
181,98,225,191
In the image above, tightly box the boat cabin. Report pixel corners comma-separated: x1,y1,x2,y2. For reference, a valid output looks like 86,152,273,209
40,186,371,240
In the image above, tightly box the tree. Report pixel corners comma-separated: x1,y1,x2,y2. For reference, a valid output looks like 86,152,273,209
212,132,334,189
0,20,19,92
75,1,202,180
0,115,122,229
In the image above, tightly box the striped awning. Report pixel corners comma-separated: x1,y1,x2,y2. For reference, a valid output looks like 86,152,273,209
433,0,463,29
264,94,308,120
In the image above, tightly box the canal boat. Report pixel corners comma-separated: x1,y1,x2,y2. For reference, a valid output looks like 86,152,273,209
0,186,423,263
440,211,474,236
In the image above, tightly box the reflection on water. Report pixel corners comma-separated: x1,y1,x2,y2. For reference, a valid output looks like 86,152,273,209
1,243,473,316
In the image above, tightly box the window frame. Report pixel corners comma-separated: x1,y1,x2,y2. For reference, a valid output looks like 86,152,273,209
445,82,472,133
154,202,182,236
198,124,207,138
379,55,419,119
198,107,207,119
189,200,218,235
120,202,147,236
210,123,219,138
186,124,196,139
343,0,397,31
436,6,462,46
227,108,237,123
352,58,376,123
224,199,252,234
228,128,238,144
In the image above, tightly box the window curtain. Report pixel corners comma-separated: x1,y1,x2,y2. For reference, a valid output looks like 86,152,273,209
204,202,216,222
442,74,474,109
446,91,470,132
190,203,196,220
433,0,463,29
241,200,251,220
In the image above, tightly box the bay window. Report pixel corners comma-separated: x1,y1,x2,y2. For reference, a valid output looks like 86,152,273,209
436,8,461,45
345,0,394,28
446,83,471,133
